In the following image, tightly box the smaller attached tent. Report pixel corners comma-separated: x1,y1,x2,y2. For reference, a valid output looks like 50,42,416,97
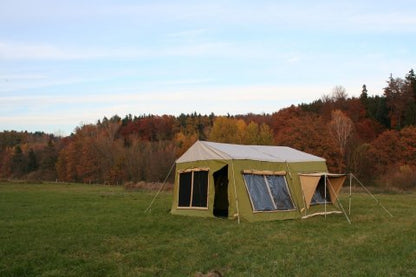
171,141,346,222
298,173,346,218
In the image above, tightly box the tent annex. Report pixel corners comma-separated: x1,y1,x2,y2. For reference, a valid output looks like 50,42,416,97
171,141,347,222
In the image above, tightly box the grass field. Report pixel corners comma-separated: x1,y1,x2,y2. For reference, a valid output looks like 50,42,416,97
0,182,415,276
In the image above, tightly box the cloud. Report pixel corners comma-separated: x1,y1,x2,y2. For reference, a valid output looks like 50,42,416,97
0,74,47,81
287,56,301,63
159,78,213,85
3,1,415,34
0,41,145,60
349,12,416,31
0,79,389,135
0,74,113,93
1,1,414,135
0,40,234,61
98,1,416,33
167,29,208,39
0,84,323,111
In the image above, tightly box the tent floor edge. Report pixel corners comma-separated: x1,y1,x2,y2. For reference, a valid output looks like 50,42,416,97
301,210,343,219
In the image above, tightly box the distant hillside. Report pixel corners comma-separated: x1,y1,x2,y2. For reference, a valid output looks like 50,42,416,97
1,69,415,190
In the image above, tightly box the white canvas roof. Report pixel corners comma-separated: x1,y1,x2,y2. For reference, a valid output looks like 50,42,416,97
176,141,326,163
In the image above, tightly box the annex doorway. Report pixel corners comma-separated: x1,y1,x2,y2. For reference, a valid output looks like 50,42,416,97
213,165,229,218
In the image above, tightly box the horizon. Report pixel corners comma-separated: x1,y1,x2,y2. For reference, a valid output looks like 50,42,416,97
1,0,415,135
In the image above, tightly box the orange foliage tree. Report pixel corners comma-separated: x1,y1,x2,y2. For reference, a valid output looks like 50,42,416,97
367,130,402,175
209,117,246,144
209,117,273,145
5,69,416,188
367,126,416,188
274,114,340,172
399,126,416,167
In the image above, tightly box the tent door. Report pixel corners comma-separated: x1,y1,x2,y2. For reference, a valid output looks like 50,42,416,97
310,177,331,205
213,165,229,218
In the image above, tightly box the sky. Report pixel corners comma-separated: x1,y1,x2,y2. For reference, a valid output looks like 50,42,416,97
1,0,415,135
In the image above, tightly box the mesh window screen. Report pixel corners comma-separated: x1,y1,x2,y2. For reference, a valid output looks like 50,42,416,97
266,175,295,210
310,178,330,205
178,172,192,207
244,174,295,212
192,171,208,207
243,174,275,211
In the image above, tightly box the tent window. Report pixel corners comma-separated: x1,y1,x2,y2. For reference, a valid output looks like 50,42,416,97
310,178,330,205
243,173,295,212
178,172,192,207
178,170,209,208
192,171,208,207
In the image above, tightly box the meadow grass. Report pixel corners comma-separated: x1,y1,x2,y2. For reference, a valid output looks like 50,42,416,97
0,182,415,276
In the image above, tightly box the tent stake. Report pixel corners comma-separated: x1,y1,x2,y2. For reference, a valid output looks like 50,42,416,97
231,160,241,224
351,174,393,217
144,161,176,213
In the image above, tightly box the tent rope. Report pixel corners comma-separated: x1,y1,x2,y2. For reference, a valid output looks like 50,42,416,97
348,173,352,215
351,174,393,217
324,173,327,219
144,161,176,213
327,178,351,224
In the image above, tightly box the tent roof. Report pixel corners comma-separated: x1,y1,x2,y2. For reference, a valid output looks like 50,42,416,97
176,141,326,163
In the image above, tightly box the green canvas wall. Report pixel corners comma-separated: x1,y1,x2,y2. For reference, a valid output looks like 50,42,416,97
171,159,330,222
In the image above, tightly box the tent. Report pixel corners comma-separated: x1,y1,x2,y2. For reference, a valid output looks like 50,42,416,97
171,141,347,222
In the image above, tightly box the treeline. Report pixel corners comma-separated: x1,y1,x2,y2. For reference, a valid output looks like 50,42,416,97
1,69,416,189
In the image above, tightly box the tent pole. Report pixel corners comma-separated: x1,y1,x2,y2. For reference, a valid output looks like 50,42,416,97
324,174,327,219
231,160,241,224
301,189,307,217
348,173,352,215
144,161,176,213
289,161,308,217
285,162,293,180
351,174,393,218
328,179,351,224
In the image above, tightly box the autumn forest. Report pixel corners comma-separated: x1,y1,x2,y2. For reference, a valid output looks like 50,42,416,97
1,69,416,190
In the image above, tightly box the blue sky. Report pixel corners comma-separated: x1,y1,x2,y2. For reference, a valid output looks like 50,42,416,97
1,0,415,135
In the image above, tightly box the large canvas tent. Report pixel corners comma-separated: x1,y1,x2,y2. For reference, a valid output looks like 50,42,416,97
171,141,347,222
